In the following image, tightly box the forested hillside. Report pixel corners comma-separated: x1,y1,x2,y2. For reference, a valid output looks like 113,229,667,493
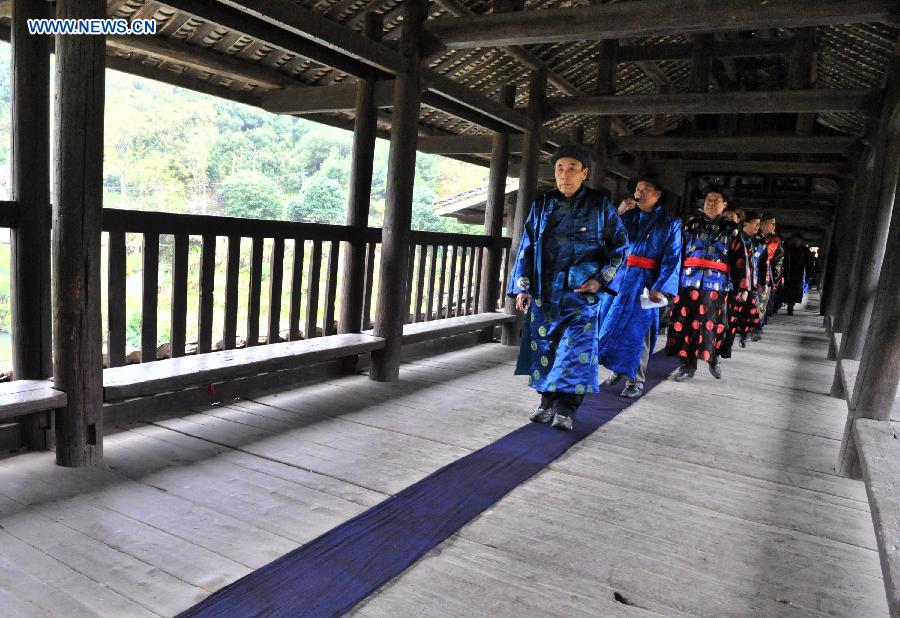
0,43,490,363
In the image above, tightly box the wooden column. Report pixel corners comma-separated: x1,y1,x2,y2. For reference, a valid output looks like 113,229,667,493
837,147,900,478
52,0,106,467
479,84,516,317
369,0,426,382
688,34,712,93
501,68,546,346
825,172,863,335
589,40,617,190
838,48,899,359
687,34,712,131
10,0,52,450
788,28,818,136
832,144,876,336
821,179,853,321
339,13,383,335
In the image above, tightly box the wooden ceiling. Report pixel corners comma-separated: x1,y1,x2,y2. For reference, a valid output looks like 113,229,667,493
1,0,897,243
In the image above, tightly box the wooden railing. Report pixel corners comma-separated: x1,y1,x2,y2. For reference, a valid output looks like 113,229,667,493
100,209,511,366
405,231,511,325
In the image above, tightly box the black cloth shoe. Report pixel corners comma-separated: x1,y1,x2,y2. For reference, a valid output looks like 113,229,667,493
672,365,695,382
739,333,748,348
529,406,554,423
620,384,644,398
751,333,762,342
708,358,722,379
551,413,574,431
602,372,623,387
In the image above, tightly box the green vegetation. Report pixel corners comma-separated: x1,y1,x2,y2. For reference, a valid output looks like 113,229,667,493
0,43,491,364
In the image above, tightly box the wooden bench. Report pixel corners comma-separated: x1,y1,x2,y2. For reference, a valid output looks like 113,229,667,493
103,333,385,401
0,380,66,422
853,419,900,616
364,312,518,345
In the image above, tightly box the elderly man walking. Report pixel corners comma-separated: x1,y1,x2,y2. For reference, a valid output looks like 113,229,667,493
751,213,784,340
508,144,629,430
598,174,682,398
665,189,751,381
721,209,764,355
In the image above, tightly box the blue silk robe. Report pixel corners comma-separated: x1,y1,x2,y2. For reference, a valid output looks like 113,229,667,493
508,186,629,395
597,204,682,380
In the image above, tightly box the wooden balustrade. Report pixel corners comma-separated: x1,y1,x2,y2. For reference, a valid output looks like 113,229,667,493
95,209,510,366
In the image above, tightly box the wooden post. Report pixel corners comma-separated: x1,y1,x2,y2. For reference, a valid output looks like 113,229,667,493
589,40,617,190
687,34,712,131
52,0,106,467
832,143,876,336
10,0,52,450
826,166,865,337
478,83,516,319
501,68,546,346
369,0,426,382
821,179,852,321
339,13,382,335
836,145,900,478
788,28,818,136
837,48,899,359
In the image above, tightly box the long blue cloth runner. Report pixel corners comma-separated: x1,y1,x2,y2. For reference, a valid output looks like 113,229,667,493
178,352,681,618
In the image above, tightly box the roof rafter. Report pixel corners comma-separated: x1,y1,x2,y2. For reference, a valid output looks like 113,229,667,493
427,0,900,49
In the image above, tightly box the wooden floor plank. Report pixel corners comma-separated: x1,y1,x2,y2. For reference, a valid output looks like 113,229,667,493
0,294,886,617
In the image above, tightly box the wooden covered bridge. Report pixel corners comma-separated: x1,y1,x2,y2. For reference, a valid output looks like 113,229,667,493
0,0,899,615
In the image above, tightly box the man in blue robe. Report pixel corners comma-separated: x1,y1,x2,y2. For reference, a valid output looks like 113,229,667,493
508,144,629,431
598,175,682,398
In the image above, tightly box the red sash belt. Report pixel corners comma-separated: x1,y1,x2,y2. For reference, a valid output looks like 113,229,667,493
627,255,660,270
684,257,729,273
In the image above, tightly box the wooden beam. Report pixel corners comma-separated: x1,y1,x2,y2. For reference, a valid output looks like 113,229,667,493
419,134,518,154
616,37,799,63
653,159,849,175
549,89,879,116
339,13,382,336
53,0,105,467
837,137,900,476
480,83,516,315
165,0,532,134
105,54,263,107
614,135,856,154
262,80,395,114
11,0,53,450
370,1,426,382
688,34,713,94
163,0,393,76
106,34,298,88
835,49,900,362
590,39,617,189
788,28,818,135
433,0,582,97
427,0,900,48
502,68,545,346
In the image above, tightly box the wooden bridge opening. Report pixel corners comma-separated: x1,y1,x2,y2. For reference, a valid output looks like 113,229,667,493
0,0,898,615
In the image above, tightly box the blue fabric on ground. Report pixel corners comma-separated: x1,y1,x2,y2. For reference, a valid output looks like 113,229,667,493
178,351,681,618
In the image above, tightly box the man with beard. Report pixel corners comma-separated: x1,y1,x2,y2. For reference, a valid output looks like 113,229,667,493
751,213,784,340
665,189,751,381
598,175,682,398
508,144,629,430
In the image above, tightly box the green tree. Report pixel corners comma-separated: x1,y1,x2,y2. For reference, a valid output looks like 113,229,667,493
410,185,446,232
287,174,346,223
219,170,281,219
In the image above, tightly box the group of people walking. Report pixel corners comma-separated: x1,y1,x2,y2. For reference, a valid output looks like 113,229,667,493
509,144,814,431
